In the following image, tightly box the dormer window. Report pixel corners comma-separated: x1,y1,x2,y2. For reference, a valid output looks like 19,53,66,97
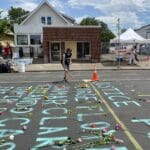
41,17,46,24
47,17,51,25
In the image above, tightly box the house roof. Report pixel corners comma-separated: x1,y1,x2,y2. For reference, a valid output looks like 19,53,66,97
61,13,75,24
21,0,72,25
135,24,150,31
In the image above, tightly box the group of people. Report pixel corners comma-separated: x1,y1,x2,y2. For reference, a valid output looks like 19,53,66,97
0,42,25,59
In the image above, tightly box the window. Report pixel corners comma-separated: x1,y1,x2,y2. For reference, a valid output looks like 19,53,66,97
47,17,51,25
77,42,90,58
41,17,46,24
30,35,41,45
17,35,28,45
41,16,52,25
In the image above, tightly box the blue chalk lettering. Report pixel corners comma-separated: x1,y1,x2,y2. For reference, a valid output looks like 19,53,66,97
77,113,106,122
43,100,68,105
114,101,141,107
85,147,128,150
0,98,18,103
0,142,16,150
81,122,110,130
0,118,30,127
48,95,67,99
95,82,112,89
40,117,67,126
131,119,150,126
76,106,103,112
28,94,42,98
49,91,68,95
38,127,68,135
102,130,116,136
75,96,97,102
108,95,131,101
0,108,7,111
31,137,68,149
103,87,125,96
10,107,33,114
0,129,24,138
4,95,22,99
42,108,67,115
16,99,37,107
81,135,100,140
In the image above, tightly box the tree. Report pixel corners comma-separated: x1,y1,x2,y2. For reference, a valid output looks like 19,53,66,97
8,7,29,24
80,17,115,42
0,11,10,39
80,17,99,25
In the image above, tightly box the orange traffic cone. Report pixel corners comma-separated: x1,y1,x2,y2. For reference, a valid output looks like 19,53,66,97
92,65,99,81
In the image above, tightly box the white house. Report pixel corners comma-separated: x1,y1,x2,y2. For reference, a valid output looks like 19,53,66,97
14,0,75,59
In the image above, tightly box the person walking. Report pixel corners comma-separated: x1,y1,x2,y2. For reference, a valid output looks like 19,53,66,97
61,48,72,81
128,47,137,65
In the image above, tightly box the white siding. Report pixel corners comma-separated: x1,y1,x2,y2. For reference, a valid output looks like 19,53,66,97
23,4,68,26
14,3,70,34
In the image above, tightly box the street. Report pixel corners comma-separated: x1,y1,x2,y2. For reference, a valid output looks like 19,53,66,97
0,70,150,150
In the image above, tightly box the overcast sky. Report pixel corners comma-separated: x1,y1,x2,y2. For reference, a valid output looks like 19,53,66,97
0,0,150,34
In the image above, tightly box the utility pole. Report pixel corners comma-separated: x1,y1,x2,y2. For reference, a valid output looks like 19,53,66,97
117,18,121,68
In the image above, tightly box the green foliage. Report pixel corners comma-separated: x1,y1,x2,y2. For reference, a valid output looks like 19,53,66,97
80,17,99,25
0,20,11,40
80,17,115,42
0,11,10,38
8,7,29,24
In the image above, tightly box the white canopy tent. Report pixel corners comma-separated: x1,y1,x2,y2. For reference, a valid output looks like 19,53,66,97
110,28,148,43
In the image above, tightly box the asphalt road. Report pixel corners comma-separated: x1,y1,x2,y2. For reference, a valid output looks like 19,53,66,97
0,70,150,150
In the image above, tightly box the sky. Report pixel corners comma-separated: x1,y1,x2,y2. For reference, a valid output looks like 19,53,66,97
0,0,150,34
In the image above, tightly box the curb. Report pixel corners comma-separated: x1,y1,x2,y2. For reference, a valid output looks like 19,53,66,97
25,68,150,72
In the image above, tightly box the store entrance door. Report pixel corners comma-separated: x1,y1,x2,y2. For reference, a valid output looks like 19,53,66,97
51,42,61,61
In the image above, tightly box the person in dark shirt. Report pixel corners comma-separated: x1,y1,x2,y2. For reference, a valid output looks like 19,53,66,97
61,48,72,81
19,47,24,58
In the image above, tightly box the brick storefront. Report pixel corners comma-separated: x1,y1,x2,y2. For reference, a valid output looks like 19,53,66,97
43,26,101,63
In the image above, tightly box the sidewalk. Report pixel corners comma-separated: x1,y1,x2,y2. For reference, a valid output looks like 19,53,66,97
25,60,150,72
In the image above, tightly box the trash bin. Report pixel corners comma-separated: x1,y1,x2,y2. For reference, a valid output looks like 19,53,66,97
17,63,25,73
116,57,123,62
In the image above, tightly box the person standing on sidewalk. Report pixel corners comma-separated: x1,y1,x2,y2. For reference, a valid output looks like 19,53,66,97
134,46,139,62
61,48,72,81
